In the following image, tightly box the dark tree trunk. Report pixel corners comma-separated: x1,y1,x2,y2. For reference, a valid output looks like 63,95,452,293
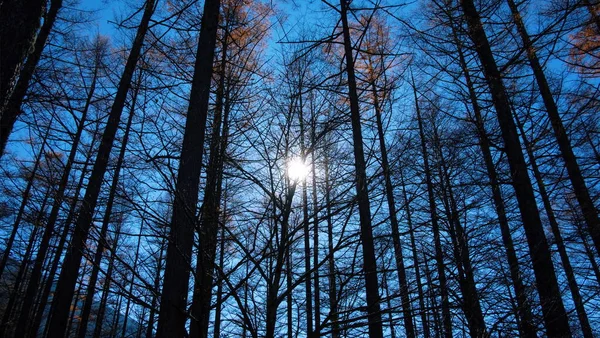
411,73,453,338
507,0,600,263
120,220,144,338
145,238,165,338
0,0,63,156
93,223,122,338
156,0,221,335
14,55,99,336
212,225,226,338
459,0,572,335
450,20,537,335
311,113,321,337
76,72,140,338
45,1,155,335
299,92,314,338
399,169,430,338
0,0,45,153
515,114,593,338
371,81,415,338
324,152,339,338
188,20,229,336
339,2,383,336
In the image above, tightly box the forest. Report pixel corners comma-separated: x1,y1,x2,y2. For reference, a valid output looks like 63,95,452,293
0,0,599,337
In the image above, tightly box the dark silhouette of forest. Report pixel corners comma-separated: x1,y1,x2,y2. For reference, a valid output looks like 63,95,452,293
0,0,599,337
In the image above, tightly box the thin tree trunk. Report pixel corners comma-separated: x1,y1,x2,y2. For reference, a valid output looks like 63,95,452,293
311,113,321,337
339,2,383,336
400,168,430,338
299,91,314,338
93,223,122,338
77,71,140,338
156,0,221,335
0,117,53,280
371,80,415,338
213,225,226,338
110,294,123,338
507,0,600,262
577,221,600,286
324,152,339,338
422,254,441,338
459,0,571,335
121,219,144,338
449,18,537,335
382,270,397,338
145,238,165,338
515,114,593,338
30,124,99,338
411,72,453,338
46,1,155,335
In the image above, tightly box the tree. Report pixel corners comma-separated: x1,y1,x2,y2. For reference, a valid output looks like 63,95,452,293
459,0,571,335
156,0,221,335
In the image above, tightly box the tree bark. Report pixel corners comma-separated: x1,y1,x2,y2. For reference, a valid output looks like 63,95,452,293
411,72,453,338
156,0,221,335
459,0,572,335
0,0,63,156
45,1,156,335
371,81,415,338
14,57,99,336
339,1,383,336
507,0,600,263
515,113,593,338
0,0,45,146
77,77,139,338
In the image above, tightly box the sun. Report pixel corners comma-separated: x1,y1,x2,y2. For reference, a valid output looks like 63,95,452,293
287,157,309,182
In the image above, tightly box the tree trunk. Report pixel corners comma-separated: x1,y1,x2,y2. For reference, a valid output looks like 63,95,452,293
459,0,572,335
399,169,430,338
93,223,122,338
45,1,155,336
507,0,600,263
411,72,453,338
338,2,383,336
156,0,221,335
449,19,537,335
311,113,321,337
145,238,165,338
371,81,416,338
0,0,63,156
30,124,99,338
515,113,593,338
0,0,45,151
120,220,144,338
324,152,339,338
77,72,140,338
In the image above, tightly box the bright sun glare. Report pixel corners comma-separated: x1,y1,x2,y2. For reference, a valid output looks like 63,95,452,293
287,157,309,182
